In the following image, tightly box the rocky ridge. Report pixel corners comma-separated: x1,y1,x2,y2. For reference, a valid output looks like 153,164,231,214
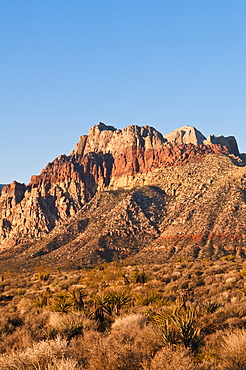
0,185,5,194
0,123,245,268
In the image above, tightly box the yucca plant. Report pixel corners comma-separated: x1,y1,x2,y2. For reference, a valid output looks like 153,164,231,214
151,312,178,346
33,292,51,308
49,293,73,313
35,271,50,282
135,291,168,307
172,305,201,350
107,291,131,315
68,288,86,311
151,304,202,351
51,316,83,342
91,293,113,330
132,269,149,284
92,291,131,319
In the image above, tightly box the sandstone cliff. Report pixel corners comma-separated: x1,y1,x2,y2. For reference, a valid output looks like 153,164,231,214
0,185,6,194
0,123,244,268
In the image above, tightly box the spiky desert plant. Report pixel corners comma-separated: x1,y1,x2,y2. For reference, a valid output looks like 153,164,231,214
151,312,178,346
35,271,50,282
132,269,149,284
46,312,84,343
68,288,86,311
172,305,201,351
203,301,221,314
49,293,73,313
33,291,52,308
151,304,202,351
91,293,112,330
135,291,168,307
107,291,131,315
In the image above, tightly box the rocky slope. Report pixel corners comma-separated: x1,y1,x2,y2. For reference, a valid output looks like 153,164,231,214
0,123,245,268
0,185,5,194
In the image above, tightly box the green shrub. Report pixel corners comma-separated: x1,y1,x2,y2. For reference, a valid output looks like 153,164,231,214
221,255,235,262
132,270,149,284
49,294,73,313
33,292,51,308
151,304,202,351
35,272,50,282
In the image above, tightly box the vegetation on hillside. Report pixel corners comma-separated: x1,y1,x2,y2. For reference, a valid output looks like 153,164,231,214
0,257,246,369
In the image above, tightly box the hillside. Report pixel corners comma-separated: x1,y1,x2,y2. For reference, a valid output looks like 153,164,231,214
0,257,246,369
0,123,245,269
1,123,246,369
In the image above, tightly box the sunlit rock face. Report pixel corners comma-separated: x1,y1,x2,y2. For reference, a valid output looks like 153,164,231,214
163,125,206,145
0,122,243,257
204,134,240,156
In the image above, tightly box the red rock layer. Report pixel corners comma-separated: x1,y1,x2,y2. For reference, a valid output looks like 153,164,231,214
110,143,229,178
0,140,231,249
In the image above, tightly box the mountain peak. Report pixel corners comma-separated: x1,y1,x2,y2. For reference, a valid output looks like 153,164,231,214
0,121,243,260
94,122,117,132
164,125,206,145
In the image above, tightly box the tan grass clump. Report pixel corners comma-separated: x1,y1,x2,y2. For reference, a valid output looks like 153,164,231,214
149,345,198,370
218,328,246,370
0,337,69,369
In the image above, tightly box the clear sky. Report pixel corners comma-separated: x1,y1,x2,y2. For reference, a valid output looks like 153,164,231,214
1,0,246,184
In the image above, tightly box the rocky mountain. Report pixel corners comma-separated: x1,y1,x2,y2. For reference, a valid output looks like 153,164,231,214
0,185,5,194
0,123,245,270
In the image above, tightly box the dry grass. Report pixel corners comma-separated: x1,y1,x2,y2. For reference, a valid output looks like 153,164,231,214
149,345,199,370
218,329,246,370
0,337,69,369
0,259,246,369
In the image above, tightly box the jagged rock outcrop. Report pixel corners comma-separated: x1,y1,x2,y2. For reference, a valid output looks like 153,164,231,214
0,185,5,195
0,122,244,266
204,134,240,156
164,125,206,145
71,123,166,156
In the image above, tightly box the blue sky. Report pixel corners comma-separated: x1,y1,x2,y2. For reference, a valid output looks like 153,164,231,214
1,0,246,184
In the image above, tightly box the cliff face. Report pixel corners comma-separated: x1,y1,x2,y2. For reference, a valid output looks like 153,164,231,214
0,122,244,264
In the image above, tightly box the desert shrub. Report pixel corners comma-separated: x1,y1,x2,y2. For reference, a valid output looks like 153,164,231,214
218,328,246,370
160,275,171,283
221,255,235,262
135,291,168,307
67,330,101,368
66,314,158,370
49,293,73,313
46,312,83,342
132,269,149,284
202,300,246,333
149,345,199,370
0,337,69,369
33,292,51,308
87,328,146,370
0,314,24,336
48,357,80,369
151,304,202,351
35,272,50,282
68,288,86,311
0,326,34,353
109,313,160,365
110,313,147,341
